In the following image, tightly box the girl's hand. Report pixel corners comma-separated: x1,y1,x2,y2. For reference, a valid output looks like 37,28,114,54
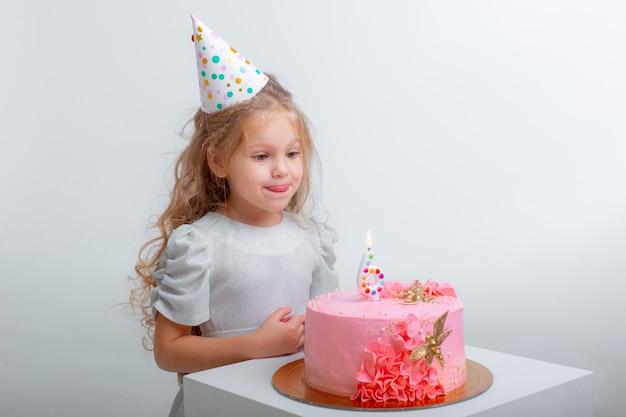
153,307,305,373
252,307,305,358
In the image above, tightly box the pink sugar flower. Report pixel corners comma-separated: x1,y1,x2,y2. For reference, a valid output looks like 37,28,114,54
421,279,457,297
352,313,446,403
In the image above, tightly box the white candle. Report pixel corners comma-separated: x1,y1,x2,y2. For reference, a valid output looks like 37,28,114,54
356,231,385,301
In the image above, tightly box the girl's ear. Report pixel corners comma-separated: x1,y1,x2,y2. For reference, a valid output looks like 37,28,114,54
207,148,227,178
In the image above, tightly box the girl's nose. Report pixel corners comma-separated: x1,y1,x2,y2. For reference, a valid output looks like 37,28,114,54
272,157,288,177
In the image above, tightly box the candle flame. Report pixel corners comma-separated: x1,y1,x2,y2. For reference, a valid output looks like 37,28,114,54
366,230,372,250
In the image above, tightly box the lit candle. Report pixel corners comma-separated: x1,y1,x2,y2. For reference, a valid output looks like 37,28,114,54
356,230,385,301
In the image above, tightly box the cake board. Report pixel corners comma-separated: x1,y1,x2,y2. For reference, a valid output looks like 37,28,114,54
272,358,493,411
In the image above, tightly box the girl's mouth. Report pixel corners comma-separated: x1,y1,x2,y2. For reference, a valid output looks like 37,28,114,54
266,184,290,193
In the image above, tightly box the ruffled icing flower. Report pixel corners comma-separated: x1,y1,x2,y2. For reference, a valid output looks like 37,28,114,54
421,279,457,298
385,279,457,303
352,312,448,404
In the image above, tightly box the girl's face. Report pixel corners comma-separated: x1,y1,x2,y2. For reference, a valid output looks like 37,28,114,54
215,111,303,226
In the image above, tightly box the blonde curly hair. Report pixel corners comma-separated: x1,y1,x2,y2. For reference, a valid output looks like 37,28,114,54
129,75,318,349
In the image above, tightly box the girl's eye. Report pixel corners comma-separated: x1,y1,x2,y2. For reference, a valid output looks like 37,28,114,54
287,151,301,159
253,154,268,161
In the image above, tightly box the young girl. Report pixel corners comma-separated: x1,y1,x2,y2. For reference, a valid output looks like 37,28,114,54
129,17,339,417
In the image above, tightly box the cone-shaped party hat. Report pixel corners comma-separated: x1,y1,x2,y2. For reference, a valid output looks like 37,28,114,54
191,15,268,114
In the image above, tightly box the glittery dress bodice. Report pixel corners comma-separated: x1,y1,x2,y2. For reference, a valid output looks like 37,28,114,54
151,212,338,338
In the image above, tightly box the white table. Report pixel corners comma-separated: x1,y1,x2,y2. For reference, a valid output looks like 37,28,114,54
183,346,593,417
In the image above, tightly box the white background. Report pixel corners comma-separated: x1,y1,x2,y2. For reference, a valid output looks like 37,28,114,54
1,1,625,416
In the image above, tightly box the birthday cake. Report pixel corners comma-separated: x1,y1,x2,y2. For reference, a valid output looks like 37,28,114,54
304,280,466,403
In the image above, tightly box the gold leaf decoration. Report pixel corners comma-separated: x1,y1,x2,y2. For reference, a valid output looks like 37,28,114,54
409,311,452,368
409,345,430,361
392,280,437,304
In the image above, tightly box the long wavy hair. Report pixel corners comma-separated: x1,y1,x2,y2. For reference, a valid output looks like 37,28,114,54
129,75,318,349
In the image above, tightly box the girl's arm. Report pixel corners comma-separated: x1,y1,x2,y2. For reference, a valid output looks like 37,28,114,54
153,307,305,374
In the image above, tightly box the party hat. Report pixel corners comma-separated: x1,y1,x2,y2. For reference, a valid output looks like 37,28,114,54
191,15,268,114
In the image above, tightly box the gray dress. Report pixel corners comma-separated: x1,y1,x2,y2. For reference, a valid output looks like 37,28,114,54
150,211,339,416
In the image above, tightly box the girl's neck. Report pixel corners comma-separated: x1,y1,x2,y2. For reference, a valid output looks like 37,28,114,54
215,204,284,227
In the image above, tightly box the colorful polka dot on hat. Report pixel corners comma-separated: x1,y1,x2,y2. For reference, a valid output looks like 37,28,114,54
191,15,269,114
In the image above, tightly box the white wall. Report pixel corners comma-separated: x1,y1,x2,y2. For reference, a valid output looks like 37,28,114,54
1,1,624,416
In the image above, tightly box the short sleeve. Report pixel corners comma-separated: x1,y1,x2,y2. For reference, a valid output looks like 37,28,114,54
309,221,340,297
150,225,212,326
